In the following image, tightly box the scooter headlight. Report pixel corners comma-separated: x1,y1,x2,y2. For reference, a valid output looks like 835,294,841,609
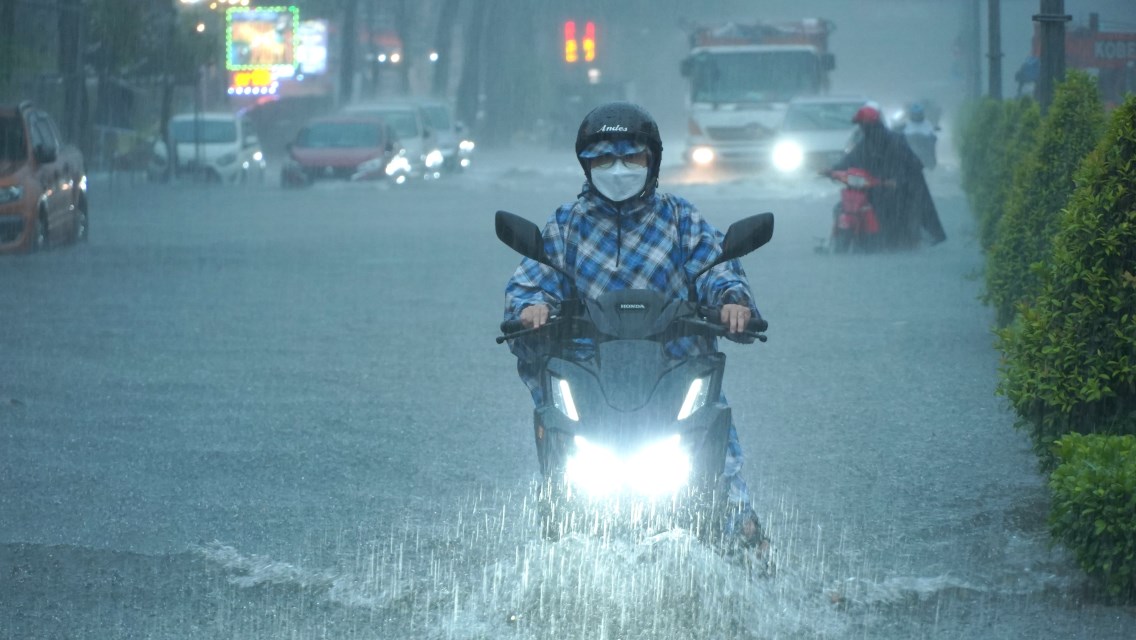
771,140,805,173
677,377,711,420
566,435,691,497
550,377,579,422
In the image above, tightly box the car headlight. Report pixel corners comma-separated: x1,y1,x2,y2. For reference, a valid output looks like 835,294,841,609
252,151,264,163
0,185,25,204
771,140,805,173
566,434,691,497
459,139,476,153
385,154,412,176
691,146,715,166
677,377,711,420
424,149,445,169
550,377,579,421
217,152,238,166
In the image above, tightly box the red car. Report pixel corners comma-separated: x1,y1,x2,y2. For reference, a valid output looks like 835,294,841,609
281,115,410,187
0,102,88,254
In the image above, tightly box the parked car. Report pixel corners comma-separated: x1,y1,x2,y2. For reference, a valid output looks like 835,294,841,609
769,95,870,174
342,101,444,178
412,98,475,172
0,101,88,254
281,115,410,187
153,111,267,183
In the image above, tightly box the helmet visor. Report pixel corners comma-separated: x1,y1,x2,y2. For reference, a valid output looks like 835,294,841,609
579,139,648,159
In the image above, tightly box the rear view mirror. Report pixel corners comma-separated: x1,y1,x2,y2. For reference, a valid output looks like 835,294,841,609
34,144,57,164
496,210,573,281
721,212,775,261
495,211,547,264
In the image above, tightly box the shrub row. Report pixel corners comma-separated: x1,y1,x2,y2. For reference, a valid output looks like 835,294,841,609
956,97,1041,254
984,72,1106,327
957,84,1136,598
1049,433,1136,599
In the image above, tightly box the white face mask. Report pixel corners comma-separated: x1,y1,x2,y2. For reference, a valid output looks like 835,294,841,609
590,161,649,203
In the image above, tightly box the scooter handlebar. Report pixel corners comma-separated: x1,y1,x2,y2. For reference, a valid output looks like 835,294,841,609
500,318,526,335
497,309,768,344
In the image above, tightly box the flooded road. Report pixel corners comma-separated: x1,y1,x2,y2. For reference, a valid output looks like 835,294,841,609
2,151,1133,638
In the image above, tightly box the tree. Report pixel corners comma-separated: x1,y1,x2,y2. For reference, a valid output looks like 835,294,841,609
997,94,1136,454
430,0,459,98
983,71,1105,326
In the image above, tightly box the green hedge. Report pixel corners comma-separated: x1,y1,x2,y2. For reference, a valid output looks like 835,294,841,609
956,98,1042,253
997,94,1136,453
1049,433,1136,599
957,98,1004,221
983,72,1106,327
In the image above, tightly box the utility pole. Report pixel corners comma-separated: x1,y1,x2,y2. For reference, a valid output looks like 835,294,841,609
963,0,982,101
987,0,1003,99
1034,0,1070,113
58,0,84,144
338,0,358,106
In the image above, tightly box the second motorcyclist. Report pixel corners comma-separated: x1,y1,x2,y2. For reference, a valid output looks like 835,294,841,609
503,101,769,554
826,104,947,250
899,103,939,170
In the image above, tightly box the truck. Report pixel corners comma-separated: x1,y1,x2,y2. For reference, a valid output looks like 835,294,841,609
679,19,836,168
0,101,88,254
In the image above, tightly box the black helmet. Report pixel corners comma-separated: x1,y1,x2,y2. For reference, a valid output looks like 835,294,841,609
575,101,663,198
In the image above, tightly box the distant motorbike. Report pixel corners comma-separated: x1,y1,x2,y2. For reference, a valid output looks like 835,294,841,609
893,103,940,170
495,210,774,545
903,128,938,170
824,167,887,253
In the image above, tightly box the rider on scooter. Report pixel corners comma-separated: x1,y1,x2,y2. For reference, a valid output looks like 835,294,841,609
824,104,946,249
503,101,770,555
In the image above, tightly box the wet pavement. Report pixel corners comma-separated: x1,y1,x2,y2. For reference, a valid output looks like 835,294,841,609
2,147,1134,639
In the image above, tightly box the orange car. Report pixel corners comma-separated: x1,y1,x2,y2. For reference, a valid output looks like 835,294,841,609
0,101,88,254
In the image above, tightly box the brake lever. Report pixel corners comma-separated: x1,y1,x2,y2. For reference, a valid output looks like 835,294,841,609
682,316,767,343
496,317,560,344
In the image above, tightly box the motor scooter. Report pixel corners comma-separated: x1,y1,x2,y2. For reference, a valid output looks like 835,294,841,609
823,168,889,253
495,210,774,545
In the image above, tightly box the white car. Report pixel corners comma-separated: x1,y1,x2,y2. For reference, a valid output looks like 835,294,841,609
156,111,267,183
412,98,475,172
769,96,870,174
343,102,444,178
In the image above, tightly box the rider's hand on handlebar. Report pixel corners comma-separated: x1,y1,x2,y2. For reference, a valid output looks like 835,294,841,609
720,303,751,334
520,304,550,329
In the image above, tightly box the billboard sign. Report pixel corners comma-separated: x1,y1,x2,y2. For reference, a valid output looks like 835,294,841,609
295,19,328,75
226,6,300,71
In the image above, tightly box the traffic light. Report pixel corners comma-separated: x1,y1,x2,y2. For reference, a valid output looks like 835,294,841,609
564,21,578,63
564,20,596,63
583,21,595,62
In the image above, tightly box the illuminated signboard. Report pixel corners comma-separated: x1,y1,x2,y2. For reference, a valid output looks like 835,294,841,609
227,68,279,96
295,19,328,75
226,6,299,71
